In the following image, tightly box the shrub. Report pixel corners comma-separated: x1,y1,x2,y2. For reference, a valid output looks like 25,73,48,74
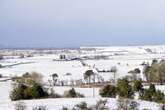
117,78,133,98
63,88,84,98
133,80,143,92
153,90,165,103
99,85,116,98
26,83,48,99
117,98,139,110
74,102,88,110
94,100,109,110
140,84,156,101
71,100,109,110
140,84,165,103
10,84,28,101
148,83,156,94
140,89,151,101
14,101,26,110
10,83,48,101
33,105,47,110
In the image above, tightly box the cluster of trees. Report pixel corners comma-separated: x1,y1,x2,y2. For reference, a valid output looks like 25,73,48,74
10,82,49,101
83,70,105,84
100,78,133,99
10,72,84,101
144,60,165,84
10,72,48,101
100,78,165,103
140,84,165,103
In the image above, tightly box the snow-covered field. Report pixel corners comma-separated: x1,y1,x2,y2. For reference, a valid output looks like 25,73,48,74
0,45,165,109
0,98,161,110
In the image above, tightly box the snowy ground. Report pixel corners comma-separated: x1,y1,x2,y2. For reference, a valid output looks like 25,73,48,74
0,54,157,82
0,45,165,109
0,97,161,110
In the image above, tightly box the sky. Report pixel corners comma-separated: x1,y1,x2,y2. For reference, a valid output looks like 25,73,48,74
0,0,165,48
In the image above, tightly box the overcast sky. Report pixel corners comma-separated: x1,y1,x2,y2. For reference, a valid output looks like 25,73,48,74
0,0,165,48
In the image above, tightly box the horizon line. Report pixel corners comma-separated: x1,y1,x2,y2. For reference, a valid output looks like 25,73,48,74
1,43,165,50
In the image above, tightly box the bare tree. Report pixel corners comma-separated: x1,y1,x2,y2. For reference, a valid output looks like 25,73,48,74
52,73,58,86
84,70,94,84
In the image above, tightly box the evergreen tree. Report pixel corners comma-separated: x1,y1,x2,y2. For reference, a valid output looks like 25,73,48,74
117,78,133,98
99,85,116,98
133,80,143,92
